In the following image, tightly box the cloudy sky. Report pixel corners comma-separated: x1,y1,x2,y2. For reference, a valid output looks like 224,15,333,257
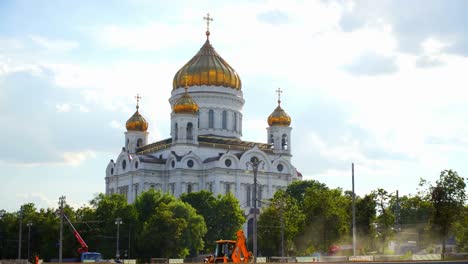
1,0,468,212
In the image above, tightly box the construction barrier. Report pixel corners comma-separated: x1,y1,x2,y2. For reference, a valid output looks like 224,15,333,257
412,254,441,260
348,255,374,262
168,259,184,263
296,256,319,262
256,257,267,263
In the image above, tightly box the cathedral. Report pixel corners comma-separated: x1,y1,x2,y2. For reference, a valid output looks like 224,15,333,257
105,15,301,220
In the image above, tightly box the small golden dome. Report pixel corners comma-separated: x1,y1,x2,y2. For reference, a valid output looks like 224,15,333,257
173,34,241,90
268,89,291,126
126,96,148,132
268,104,291,127
173,88,199,114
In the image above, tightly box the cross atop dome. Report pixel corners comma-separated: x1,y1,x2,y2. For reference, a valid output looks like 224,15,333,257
276,88,283,105
135,94,142,110
203,13,213,38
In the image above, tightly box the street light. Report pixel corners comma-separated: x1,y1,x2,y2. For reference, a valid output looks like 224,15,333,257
246,156,264,263
18,206,23,260
27,222,33,261
115,217,123,260
59,195,66,263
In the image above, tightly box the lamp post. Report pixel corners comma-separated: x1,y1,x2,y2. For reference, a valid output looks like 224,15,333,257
59,196,66,263
18,206,23,260
246,156,264,263
115,217,123,260
27,222,32,261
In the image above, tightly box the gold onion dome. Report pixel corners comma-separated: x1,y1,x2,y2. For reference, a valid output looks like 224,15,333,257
126,96,148,132
172,31,241,90
268,89,291,126
173,87,199,114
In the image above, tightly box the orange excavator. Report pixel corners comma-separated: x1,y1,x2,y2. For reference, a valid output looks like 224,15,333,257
205,229,252,263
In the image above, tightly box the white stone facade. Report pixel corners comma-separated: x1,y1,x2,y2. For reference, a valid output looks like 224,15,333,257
105,40,301,224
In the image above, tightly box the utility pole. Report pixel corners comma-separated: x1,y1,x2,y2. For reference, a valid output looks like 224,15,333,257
115,217,123,260
279,202,285,259
352,163,356,256
27,222,33,261
18,206,23,260
246,156,264,263
59,196,66,263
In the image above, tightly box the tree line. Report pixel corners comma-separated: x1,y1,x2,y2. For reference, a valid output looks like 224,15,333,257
0,170,466,261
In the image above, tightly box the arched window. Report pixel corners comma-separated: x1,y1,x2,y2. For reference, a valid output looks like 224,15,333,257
222,110,227,129
233,112,237,132
282,134,288,150
187,184,192,193
174,123,178,140
187,122,193,140
208,109,214,128
269,134,274,145
137,138,143,147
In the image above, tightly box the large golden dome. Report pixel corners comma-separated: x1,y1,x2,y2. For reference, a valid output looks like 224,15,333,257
268,102,291,127
126,105,148,132
173,33,241,90
173,88,199,114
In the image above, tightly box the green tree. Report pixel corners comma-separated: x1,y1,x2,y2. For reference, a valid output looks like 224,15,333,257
286,180,328,208
257,190,305,256
453,205,468,252
298,187,350,254
181,191,244,253
373,189,395,254
389,194,434,250
427,170,466,258
90,193,138,259
135,190,207,258
355,193,377,253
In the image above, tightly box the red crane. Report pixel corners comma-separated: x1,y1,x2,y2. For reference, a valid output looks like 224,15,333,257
63,214,89,254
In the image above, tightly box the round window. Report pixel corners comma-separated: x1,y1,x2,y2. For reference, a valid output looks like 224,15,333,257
225,159,232,167
250,156,259,163
171,160,175,168
135,161,139,169
111,168,114,175
122,160,127,170
277,164,284,172
187,160,194,168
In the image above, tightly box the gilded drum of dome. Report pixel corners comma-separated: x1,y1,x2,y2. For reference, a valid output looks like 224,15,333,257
268,106,291,127
173,93,199,114
173,39,241,90
126,111,148,132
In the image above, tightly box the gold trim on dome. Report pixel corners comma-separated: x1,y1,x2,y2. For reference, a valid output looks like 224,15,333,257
173,16,241,90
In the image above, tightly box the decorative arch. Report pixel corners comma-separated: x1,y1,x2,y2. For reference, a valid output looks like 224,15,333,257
219,152,240,169
239,146,272,172
272,157,292,174
181,153,203,170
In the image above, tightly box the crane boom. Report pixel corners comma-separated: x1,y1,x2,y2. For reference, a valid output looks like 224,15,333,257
63,214,89,254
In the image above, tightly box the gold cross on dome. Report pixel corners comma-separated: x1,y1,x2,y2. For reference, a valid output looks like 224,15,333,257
203,13,213,32
135,94,142,109
276,88,283,104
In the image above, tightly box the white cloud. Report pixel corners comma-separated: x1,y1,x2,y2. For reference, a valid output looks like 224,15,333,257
110,120,124,130
30,35,79,52
63,151,97,166
56,103,71,112
15,192,58,209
